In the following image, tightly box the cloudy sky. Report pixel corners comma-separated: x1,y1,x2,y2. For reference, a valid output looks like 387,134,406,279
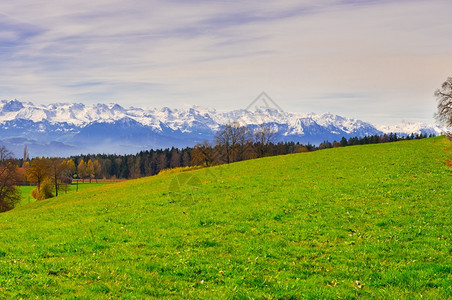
1,0,451,124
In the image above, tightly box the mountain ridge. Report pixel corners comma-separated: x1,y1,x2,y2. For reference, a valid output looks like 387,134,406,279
0,99,448,157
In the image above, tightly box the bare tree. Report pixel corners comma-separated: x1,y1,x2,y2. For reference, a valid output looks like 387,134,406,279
434,76,452,126
253,124,277,158
48,158,71,197
0,146,13,165
215,121,252,164
191,141,215,166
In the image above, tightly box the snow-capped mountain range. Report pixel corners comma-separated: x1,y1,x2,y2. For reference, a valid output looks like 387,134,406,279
0,99,448,157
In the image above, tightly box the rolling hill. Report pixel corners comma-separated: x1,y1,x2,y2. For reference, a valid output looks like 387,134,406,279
0,137,450,298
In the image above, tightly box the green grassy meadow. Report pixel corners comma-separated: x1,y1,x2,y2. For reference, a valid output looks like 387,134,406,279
18,185,35,206
17,182,112,207
1,137,451,298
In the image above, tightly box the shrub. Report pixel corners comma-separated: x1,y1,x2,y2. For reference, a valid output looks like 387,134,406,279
158,166,203,176
31,178,54,200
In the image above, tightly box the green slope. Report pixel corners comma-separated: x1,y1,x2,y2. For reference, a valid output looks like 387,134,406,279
1,137,451,299
17,182,114,207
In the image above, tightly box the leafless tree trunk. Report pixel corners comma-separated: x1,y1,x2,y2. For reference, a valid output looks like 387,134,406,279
435,76,452,127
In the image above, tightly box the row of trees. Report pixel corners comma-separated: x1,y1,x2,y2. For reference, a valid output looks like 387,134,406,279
192,123,302,166
24,158,74,199
23,157,107,199
70,147,193,180
69,139,316,180
319,132,432,149
68,124,434,180
0,154,106,205
192,123,434,166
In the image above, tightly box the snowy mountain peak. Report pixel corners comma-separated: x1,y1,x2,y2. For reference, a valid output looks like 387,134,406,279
1,99,24,112
0,100,447,134
0,99,449,157
376,121,447,136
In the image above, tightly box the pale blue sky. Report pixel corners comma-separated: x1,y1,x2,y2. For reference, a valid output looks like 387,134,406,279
1,0,451,124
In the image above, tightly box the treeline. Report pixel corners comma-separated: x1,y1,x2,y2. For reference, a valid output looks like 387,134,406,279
0,147,76,210
190,124,433,166
69,141,311,180
318,132,432,149
66,123,433,180
1,154,113,205
23,157,75,199
70,148,193,180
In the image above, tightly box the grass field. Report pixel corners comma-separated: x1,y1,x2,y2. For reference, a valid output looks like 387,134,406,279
17,182,112,206
18,185,35,206
1,137,451,298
